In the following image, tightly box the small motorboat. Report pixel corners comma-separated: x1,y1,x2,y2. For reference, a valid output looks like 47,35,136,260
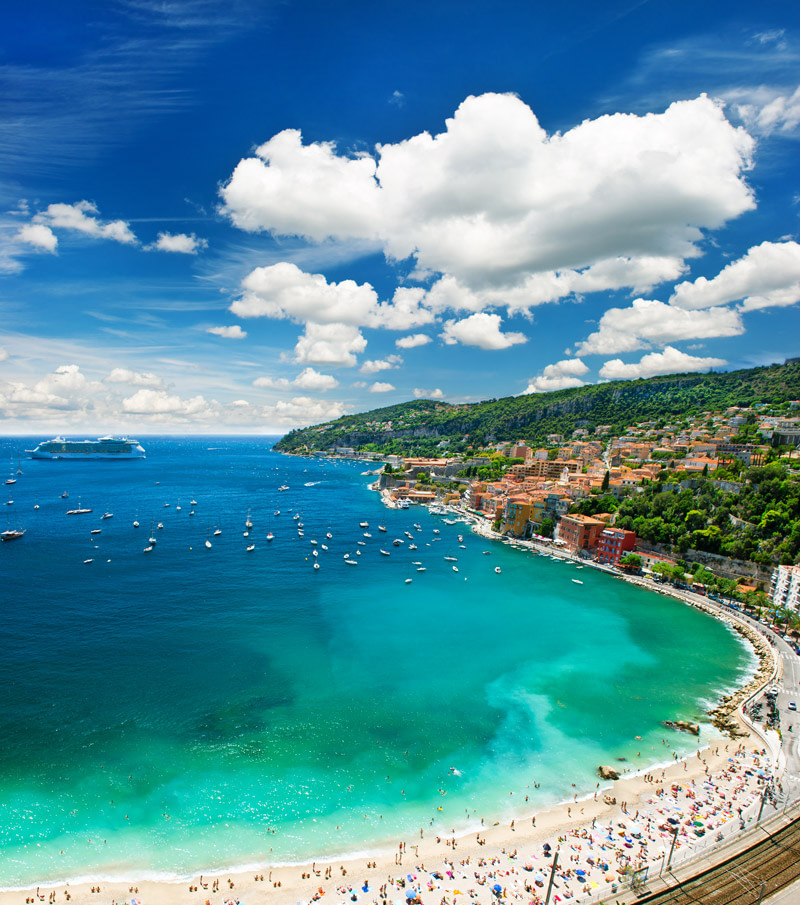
495,567,501,574
266,532,274,541
380,549,391,556
246,544,255,552
205,539,212,549
102,512,114,520
378,525,386,532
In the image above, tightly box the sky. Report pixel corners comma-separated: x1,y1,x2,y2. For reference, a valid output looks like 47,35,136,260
1,0,799,435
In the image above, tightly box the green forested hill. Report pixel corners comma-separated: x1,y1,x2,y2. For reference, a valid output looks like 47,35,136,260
274,363,800,455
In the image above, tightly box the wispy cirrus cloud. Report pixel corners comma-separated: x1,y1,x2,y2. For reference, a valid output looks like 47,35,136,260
0,0,271,177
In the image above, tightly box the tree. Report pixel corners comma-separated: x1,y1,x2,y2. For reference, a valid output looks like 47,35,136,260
601,470,610,492
620,553,642,571
540,517,555,538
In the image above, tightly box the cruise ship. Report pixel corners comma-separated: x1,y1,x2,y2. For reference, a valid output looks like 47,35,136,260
30,436,146,459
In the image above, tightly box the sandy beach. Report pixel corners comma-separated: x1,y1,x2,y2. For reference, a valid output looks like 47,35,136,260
1,504,780,905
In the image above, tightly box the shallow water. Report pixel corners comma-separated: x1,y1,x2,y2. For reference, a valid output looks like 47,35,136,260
0,437,755,885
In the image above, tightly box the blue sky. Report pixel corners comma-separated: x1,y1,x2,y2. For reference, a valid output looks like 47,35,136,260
1,0,799,434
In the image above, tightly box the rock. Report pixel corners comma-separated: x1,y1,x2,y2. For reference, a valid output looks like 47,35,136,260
597,765,620,780
663,720,700,736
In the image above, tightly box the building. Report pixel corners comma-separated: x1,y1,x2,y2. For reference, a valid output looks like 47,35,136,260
503,496,532,537
557,514,606,553
770,565,800,612
595,528,636,565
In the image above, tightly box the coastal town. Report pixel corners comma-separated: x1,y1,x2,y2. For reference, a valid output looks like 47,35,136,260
326,403,800,631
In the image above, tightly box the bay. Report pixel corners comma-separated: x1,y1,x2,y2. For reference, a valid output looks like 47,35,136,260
0,436,755,886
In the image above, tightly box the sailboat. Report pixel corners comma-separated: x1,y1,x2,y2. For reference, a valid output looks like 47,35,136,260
245,508,253,530
1,512,25,541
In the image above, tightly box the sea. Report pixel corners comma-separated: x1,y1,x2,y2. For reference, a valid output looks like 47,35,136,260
0,436,756,887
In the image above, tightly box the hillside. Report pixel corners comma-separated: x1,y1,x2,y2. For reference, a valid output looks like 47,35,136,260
274,363,800,455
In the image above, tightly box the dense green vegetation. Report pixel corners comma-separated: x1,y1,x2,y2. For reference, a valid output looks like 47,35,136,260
274,363,800,455
612,463,800,566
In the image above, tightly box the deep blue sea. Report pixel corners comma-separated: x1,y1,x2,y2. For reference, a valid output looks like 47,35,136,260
0,436,755,886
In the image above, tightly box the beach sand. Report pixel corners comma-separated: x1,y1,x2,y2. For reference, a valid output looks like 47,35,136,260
2,511,779,905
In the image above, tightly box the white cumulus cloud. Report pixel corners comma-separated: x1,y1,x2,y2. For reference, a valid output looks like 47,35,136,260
220,129,382,241
441,312,527,350
599,346,727,380
670,241,800,311
574,298,743,356
273,396,349,425
150,232,208,254
104,368,165,388
293,322,367,366
253,367,338,391
34,201,136,244
522,359,589,394
396,333,432,349
360,355,402,374
728,84,800,136
413,387,444,399
369,381,395,393
232,262,433,331
220,93,754,295
16,223,58,252
122,388,209,416
207,325,247,339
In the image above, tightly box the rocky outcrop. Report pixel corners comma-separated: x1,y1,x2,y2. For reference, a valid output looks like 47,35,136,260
663,720,700,736
706,617,774,738
597,765,620,780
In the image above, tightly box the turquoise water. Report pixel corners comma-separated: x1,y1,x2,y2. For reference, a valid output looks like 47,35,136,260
0,437,754,886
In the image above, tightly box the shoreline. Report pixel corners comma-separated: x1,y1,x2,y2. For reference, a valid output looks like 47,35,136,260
0,500,778,904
